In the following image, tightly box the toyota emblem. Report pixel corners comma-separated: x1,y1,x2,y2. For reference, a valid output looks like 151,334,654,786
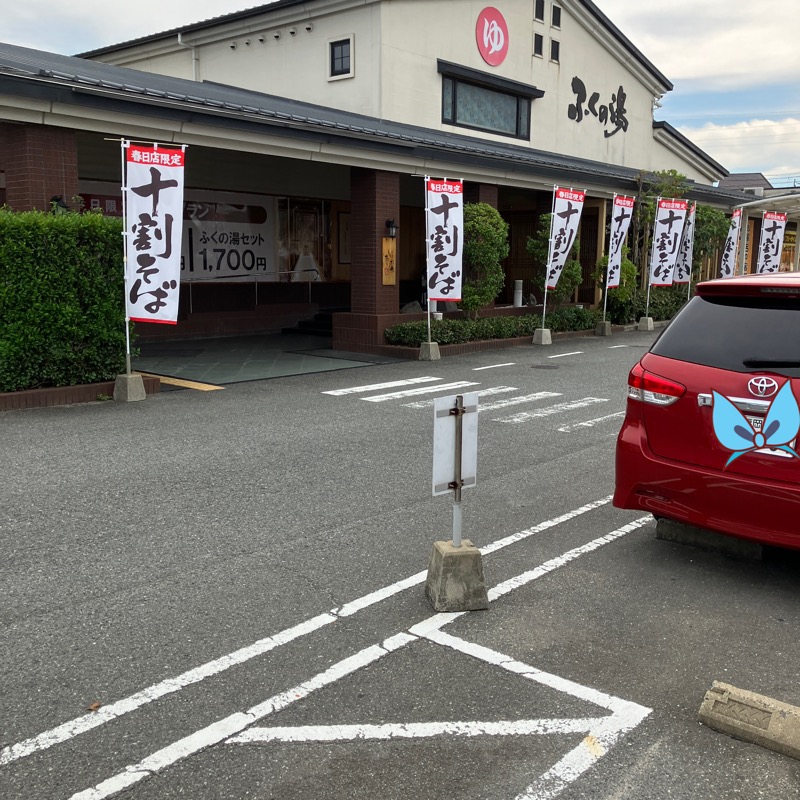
748,376,779,398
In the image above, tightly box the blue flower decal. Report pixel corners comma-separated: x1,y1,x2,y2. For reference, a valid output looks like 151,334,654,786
712,382,800,467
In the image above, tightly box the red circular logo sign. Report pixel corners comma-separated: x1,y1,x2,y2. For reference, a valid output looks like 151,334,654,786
476,7,509,66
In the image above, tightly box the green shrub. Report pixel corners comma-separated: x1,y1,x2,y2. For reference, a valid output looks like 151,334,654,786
0,209,129,392
459,203,510,318
526,213,582,305
383,307,599,348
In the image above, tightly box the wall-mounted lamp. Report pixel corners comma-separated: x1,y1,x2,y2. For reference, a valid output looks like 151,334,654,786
273,31,281,40
229,42,237,49
289,27,297,36
304,22,313,32
385,219,398,238
257,35,266,43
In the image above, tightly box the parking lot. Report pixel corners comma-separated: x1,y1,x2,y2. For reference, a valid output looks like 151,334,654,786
2,330,800,799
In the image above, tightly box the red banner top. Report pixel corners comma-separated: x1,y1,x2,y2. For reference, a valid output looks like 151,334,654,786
764,211,787,222
556,188,585,203
658,199,688,211
614,195,635,208
126,145,185,168
427,180,463,194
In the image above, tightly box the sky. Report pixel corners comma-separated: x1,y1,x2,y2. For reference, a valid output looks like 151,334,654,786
5,0,800,186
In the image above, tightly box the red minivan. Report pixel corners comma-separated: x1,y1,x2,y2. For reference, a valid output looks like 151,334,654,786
614,272,800,549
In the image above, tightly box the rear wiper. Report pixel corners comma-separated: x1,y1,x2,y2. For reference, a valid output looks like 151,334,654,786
743,359,800,368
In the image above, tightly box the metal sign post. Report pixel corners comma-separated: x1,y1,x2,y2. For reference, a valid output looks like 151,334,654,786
433,392,479,546
427,391,487,611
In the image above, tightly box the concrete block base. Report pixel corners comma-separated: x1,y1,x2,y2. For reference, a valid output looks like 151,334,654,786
425,539,489,612
638,316,654,331
595,320,612,336
113,373,146,403
533,328,552,345
419,341,441,361
655,517,762,560
700,681,800,761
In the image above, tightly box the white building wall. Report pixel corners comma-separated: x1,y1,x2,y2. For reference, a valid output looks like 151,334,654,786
89,0,716,183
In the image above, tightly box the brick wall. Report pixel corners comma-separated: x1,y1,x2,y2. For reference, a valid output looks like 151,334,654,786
350,168,400,315
0,124,79,211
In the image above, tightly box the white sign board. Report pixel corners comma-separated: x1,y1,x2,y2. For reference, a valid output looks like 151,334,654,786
432,392,479,496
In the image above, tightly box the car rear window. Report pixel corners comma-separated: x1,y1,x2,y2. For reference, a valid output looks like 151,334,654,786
651,295,800,377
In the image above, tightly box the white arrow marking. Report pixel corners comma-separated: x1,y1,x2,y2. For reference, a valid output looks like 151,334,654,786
404,385,518,409
558,411,624,433
322,376,441,395
494,397,607,424
363,380,479,401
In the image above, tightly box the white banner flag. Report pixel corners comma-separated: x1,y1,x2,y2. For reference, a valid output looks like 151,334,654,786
426,178,464,301
649,198,688,286
719,208,741,278
124,142,186,324
546,187,585,289
673,202,696,284
757,211,787,274
606,194,635,289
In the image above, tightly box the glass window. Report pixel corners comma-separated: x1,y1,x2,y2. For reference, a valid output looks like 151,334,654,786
652,296,800,378
552,5,562,27
330,39,351,77
534,0,545,22
550,39,560,62
441,77,531,139
534,33,543,57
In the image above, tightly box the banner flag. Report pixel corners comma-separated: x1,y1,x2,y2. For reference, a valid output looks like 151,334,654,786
719,208,742,278
649,198,688,286
546,187,586,289
124,142,186,324
673,202,696,284
756,211,787,274
426,178,464,301
606,194,635,289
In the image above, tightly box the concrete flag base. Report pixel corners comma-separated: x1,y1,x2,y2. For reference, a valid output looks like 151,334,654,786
113,373,146,403
595,321,612,336
533,328,552,345
637,316,654,331
425,539,489,612
419,342,441,361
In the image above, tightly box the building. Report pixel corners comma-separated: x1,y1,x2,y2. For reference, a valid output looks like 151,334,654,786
0,0,748,354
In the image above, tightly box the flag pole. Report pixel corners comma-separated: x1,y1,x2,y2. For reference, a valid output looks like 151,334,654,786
120,139,132,376
423,174,432,345
541,186,558,331
645,196,660,319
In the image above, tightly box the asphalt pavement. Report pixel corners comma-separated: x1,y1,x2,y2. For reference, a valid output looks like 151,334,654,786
2,329,800,800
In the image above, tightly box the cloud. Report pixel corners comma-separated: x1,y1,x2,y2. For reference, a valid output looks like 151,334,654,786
596,1,800,92
678,118,800,184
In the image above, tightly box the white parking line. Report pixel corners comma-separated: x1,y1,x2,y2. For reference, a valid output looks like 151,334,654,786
70,516,652,800
362,380,479,402
472,362,516,371
608,345,629,349
494,397,608,424
322,377,441,396
0,497,613,767
547,351,583,359
558,412,624,433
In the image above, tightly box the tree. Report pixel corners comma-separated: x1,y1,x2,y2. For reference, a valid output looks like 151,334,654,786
693,204,730,280
526,213,582,305
458,202,509,318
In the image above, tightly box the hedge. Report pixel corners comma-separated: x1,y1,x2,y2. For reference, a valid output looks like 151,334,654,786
0,209,128,392
384,307,602,348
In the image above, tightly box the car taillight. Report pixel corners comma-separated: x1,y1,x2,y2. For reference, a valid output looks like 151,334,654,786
627,362,686,406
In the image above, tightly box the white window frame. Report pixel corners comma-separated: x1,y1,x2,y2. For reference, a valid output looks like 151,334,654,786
328,34,355,81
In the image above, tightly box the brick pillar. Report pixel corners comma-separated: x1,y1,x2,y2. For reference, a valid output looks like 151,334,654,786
464,182,498,207
0,124,79,211
350,168,400,314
